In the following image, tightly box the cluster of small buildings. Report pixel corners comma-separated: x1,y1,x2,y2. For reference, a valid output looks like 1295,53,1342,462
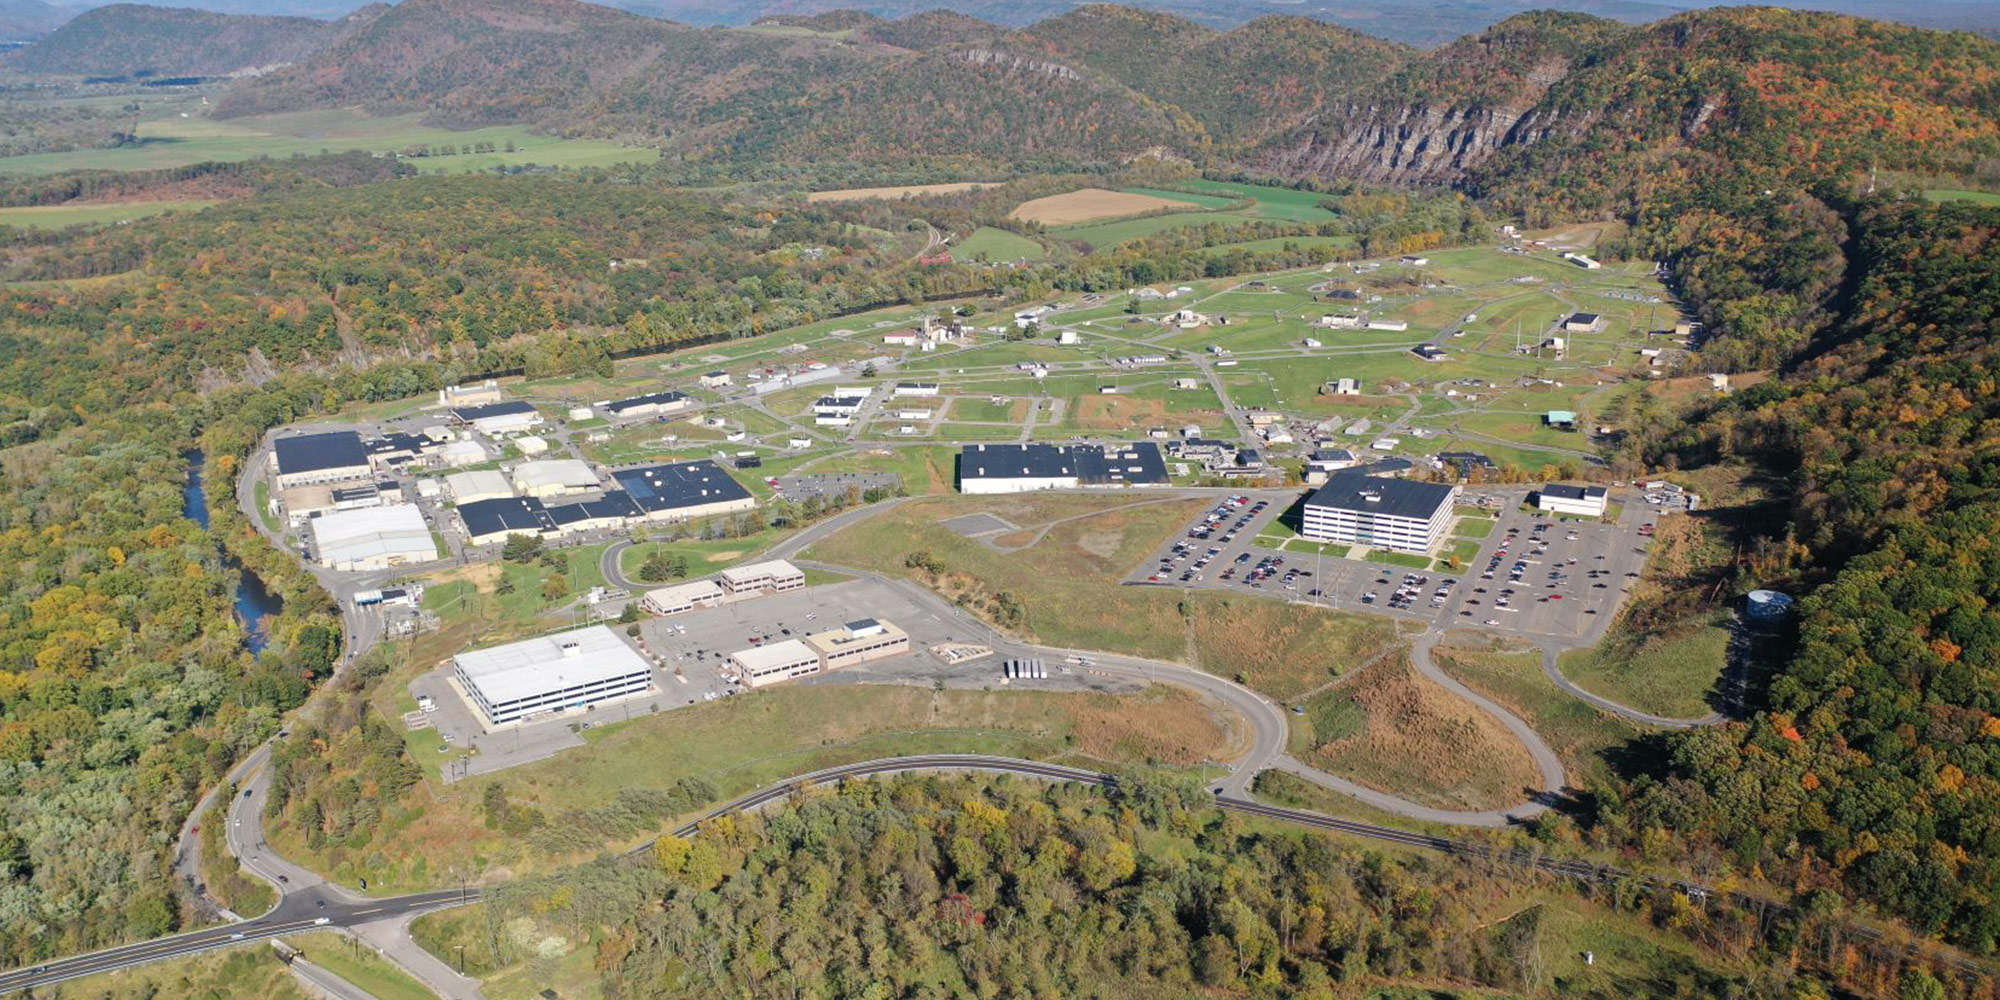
957,442,1169,494
640,559,806,616
271,432,444,571
728,618,910,688
814,386,873,427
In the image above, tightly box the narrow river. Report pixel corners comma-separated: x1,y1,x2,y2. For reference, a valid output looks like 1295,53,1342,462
183,451,283,654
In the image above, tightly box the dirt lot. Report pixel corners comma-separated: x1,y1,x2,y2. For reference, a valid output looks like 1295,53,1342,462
807,182,994,202
1011,187,1202,226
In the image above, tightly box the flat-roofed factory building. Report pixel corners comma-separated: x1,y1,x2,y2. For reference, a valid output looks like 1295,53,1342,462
453,625,654,728
1300,473,1458,554
609,460,755,522
310,503,438,571
273,431,372,489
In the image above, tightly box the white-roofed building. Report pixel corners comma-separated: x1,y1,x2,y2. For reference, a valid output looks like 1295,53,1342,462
311,504,437,571
452,626,654,727
729,639,823,688
437,440,488,467
511,459,600,498
444,469,513,505
717,560,806,595
642,581,725,616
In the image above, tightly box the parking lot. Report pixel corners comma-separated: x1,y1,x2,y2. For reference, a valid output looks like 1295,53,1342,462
1441,501,1654,640
1126,485,1657,639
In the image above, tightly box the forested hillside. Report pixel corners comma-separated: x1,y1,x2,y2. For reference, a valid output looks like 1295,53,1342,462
2,3,385,78
1259,7,2000,217
1576,200,2000,951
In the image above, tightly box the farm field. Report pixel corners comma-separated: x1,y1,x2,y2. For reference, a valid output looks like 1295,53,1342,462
1179,179,1339,221
0,199,216,228
807,181,994,202
1011,187,1202,225
1055,210,1263,249
1118,185,1240,209
0,106,659,176
952,225,1046,261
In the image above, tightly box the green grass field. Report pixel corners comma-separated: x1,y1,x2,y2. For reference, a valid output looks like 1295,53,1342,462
293,935,435,1000
1197,234,1355,257
952,225,1047,261
1180,179,1338,222
1923,188,2000,205
1054,211,1264,249
0,199,216,228
1118,186,1242,209
1560,617,1733,719
53,947,312,1000
0,106,659,177
1431,634,1642,789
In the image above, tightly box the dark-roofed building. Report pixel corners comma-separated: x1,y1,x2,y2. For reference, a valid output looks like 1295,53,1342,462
1535,482,1609,517
274,431,371,489
1563,312,1605,333
365,432,433,473
451,401,544,435
545,492,641,534
458,496,557,547
1302,473,1459,553
957,443,1169,494
609,460,756,521
1353,457,1414,478
602,391,693,421
1437,451,1497,477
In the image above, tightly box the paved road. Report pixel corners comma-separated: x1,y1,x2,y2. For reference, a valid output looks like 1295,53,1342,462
0,887,473,995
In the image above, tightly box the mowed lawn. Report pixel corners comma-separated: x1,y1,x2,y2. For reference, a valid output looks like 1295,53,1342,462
805,493,1400,700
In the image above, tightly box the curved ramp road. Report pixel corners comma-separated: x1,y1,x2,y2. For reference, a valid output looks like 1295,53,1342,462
10,754,1990,993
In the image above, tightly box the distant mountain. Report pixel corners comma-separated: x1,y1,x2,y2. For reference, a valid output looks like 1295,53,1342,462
5,2,387,77
0,0,71,41
1253,6,2000,210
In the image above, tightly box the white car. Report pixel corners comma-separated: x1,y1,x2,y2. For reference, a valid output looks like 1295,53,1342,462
313,917,331,925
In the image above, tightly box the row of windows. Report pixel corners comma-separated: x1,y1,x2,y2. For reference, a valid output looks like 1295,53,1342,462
821,636,910,667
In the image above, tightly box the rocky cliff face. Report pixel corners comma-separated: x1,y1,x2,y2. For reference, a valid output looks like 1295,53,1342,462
1253,51,1588,186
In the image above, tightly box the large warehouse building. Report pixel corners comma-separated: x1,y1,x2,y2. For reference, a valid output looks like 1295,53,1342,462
610,460,755,521
1300,473,1458,554
311,504,438,571
273,431,372,489
511,459,601,498
453,626,654,727
957,442,1169,494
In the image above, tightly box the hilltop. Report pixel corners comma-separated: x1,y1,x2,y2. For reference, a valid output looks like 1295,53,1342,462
1255,6,2000,210
2,3,388,78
